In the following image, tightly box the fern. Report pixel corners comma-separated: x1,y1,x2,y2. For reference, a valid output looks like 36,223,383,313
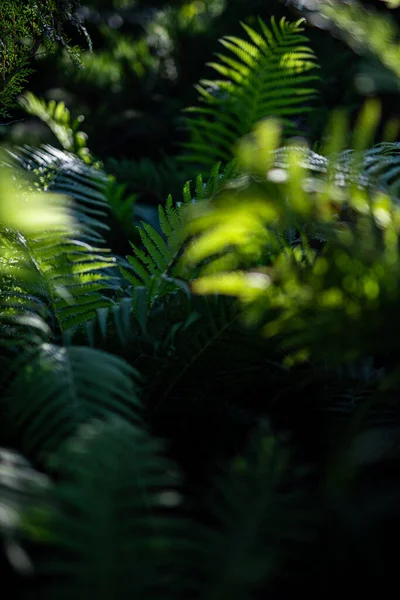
8,145,111,246
181,16,320,168
122,161,237,311
3,7,400,596
18,93,94,164
3,146,121,333
348,142,400,194
1,420,314,600
0,217,116,336
3,345,141,458
188,424,316,599
64,296,139,351
182,114,400,369
65,289,285,438
28,418,185,600
273,142,400,197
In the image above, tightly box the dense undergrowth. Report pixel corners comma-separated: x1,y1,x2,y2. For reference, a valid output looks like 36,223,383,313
2,1,400,598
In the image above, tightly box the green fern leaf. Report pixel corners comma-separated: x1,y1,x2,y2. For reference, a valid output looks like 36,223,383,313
4,147,120,334
4,345,141,458
18,93,93,163
9,145,111,245
182,16,320,168
28,418,185,600
123,162,237,311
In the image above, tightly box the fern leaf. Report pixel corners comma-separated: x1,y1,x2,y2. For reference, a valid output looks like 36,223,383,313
9,145,111,245
188,424,315,598
4,345,141,457
123,162,237,311
182,17,320,168
4,146,120,334
27,418,185,600
18,93,93,163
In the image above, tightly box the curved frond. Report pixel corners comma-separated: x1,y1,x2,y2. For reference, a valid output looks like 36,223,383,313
182,16,320,168
3,344,141,458
273,141,400,196
3,147,120,333
122,161,237,312
18,93,93,163
9,145,111,246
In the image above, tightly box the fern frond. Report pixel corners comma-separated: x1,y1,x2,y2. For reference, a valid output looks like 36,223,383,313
187,423,316,598
3,146,120,333
80,297,135,348
121,202,186,309
9,145,111,246
4,345,141,458
28,418,185,600
0,220,117,336
122,162,237,311
182,16,320,168
355,142,400,194
18,93,93,164
183,122,400,365
273,141,400,196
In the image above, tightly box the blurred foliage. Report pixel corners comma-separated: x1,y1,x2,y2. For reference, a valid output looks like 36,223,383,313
183,106,400,368
4,0,400,598
0,0,90,118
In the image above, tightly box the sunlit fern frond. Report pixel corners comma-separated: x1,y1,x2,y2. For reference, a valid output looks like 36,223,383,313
0,219,117,337
181,16,320,168
352,142,400,195
273,142,400,197
0,169,67,358
18,93,94,163
122,161,237,313
8,145,111,246
183,132,400,365
2,147,121,333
